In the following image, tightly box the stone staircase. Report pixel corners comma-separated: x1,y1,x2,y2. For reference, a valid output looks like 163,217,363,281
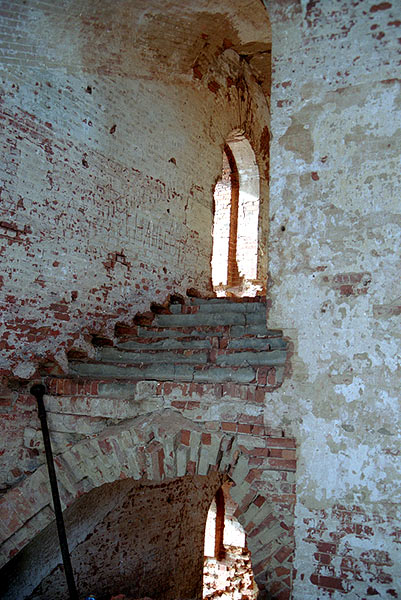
66,296,288,387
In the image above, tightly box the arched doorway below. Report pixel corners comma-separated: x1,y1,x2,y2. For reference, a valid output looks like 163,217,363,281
212,131,263,298
203,481,258,600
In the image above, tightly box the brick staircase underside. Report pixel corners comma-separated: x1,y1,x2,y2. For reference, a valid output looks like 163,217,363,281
61,296,288,389
0,296,295,600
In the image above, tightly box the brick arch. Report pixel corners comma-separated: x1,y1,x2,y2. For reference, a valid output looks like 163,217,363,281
0,409,295,599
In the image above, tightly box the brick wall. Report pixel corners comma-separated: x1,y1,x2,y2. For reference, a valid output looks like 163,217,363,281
0,0,271,380
0,399,296,600
0,6,276,594
2,0,400,598
267,0,401,597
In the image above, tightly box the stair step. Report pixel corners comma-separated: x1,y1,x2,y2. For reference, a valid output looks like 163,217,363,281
185,301,266,314
69,362,259,384
97,347,286,367
98,347,209,365
65,297,287,387
117,338,212,351
227,337,287,350
188,297,266,305
117,335,284,352
133,326,225,339
153,311,265,328
216,349,286,367
123,325,281,341
230,324,279,337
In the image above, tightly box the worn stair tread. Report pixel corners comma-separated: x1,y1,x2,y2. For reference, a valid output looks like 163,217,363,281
46,376,279,395
153,311,266,328
129,325,281,340
69,361,259,383
227,337,287,350
117,338,213,350
134,325,228,339
187,296,266,305
216,349,287,366
117,336,285,352
98,347,209,364
66,297,287,387
230,324,280,337
88,346,286,368
184,301,267,314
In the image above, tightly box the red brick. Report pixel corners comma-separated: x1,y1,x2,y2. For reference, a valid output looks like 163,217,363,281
274,546,293,563
257,367,269,384
267,458,296,471
238,423,252,434
222,421,237,432
171,400,186,409
275,566,291,577
163,382,174,394
245,468,262,483
253,495,265,507
267,368,276,385
201,432,211,445
249,447,269,456
317,541,337,554
269,448,283,458
318,575,346,591
98,439,113,454
185,400,200,410
282,449,296,460
204,420,219,431
315,552,332,565
255,388,266,403
266,438,296,448
180,430,191,446
249,457,264,466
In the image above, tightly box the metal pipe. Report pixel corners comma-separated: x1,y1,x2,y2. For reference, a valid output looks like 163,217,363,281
30,383,79,600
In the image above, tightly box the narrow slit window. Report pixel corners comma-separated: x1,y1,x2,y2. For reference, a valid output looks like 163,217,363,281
212,132,262,297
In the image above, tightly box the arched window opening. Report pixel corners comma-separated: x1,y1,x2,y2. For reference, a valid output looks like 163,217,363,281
212,131,262,298
203,482,258,600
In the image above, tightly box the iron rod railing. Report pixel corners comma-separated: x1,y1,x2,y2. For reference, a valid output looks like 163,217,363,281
30,383,79,600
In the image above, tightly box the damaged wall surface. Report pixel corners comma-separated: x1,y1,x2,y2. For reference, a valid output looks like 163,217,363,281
0,0,400,599
0,0,271,381
4,473,225,600
266,0,401,597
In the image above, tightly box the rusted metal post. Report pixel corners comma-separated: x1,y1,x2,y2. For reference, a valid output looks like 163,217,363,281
30,383,79,600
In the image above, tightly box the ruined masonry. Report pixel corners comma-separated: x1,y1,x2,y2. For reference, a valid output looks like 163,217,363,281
1,296,296,600
67,296,288,387
0,0,400,598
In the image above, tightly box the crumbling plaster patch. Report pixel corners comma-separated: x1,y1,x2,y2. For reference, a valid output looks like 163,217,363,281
297,413,400,507
265,0,401,595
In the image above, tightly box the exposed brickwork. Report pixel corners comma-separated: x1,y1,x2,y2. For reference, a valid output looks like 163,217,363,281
267,0,401,596
64,296,288,386
297,504,401,598
1,473,230,599
204,546,257,600
0,409,295,599
0,0,271,382
0,0,400,598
